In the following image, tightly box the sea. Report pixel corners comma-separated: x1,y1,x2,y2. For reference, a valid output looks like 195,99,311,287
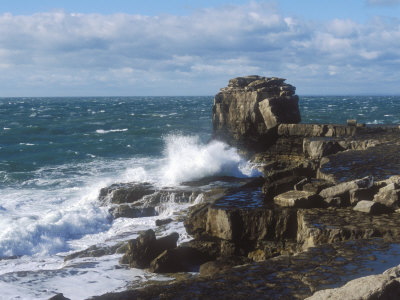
0,95,399,299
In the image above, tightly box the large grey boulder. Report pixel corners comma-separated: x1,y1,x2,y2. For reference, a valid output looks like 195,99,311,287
212,76,300,147
374,182,400,209
306,264,400,300
274,190,322,208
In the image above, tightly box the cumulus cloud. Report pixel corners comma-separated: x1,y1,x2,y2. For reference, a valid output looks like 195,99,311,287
0,3,399,95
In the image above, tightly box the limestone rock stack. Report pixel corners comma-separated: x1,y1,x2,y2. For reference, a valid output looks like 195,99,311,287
212,75,300,148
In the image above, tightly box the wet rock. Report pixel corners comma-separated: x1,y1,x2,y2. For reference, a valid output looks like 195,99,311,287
180,238,221,260
109,205,156,219
199,256,251,277
150,246,211,273
120,230,179,269
98,182,155,204
274,190,322,208
155,218,173,226
374,183,400,209
353,200,392,215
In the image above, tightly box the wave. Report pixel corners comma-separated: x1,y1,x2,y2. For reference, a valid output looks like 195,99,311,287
159,135,260,186
96,129,128,134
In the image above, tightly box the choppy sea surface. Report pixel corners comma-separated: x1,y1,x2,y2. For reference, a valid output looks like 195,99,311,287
0,96,399,299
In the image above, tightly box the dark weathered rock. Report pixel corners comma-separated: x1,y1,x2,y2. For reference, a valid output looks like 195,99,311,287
120,230,179,269
98,182,155,204
155,218,173,226
150,246,211,273
349,187,377,205
263,175,304,201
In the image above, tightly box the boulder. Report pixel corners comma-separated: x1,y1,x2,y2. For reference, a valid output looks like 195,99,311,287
48,294,71,300
353,200,392,215
64,243,126,261
120,230,179,269
263,175,303,201
274,190,322,208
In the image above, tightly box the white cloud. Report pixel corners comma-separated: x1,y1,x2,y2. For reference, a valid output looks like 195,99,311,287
0,3,399,95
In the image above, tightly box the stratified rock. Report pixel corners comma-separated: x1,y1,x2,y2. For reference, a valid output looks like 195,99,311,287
353,200,392,215
120,230,179,269
274,190,322,208
212,76,300,148
374,183,400,209
98,182,155,204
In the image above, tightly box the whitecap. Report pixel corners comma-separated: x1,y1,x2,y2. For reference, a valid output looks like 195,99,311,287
96,129,128,134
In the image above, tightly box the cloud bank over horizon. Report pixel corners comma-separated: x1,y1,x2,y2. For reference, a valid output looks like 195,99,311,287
0,2,399,96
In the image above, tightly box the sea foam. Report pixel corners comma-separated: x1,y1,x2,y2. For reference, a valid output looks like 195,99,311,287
159,135,259,186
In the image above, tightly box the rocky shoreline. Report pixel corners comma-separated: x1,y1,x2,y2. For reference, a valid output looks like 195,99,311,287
53,76,400,300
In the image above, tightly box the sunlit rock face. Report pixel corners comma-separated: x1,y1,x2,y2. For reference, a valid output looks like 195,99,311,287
212,75,300,149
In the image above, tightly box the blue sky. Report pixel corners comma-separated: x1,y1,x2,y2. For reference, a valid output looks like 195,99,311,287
0,0,399,96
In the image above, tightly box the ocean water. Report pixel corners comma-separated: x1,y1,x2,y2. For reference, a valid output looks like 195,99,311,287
0,95,399,299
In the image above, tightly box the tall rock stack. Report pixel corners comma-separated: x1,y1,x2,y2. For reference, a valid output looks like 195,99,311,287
212,75,300,149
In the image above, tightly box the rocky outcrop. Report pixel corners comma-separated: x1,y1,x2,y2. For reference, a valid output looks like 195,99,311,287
212,76,300,148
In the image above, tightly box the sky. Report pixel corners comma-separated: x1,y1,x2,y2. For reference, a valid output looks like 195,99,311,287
0,0,400,96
